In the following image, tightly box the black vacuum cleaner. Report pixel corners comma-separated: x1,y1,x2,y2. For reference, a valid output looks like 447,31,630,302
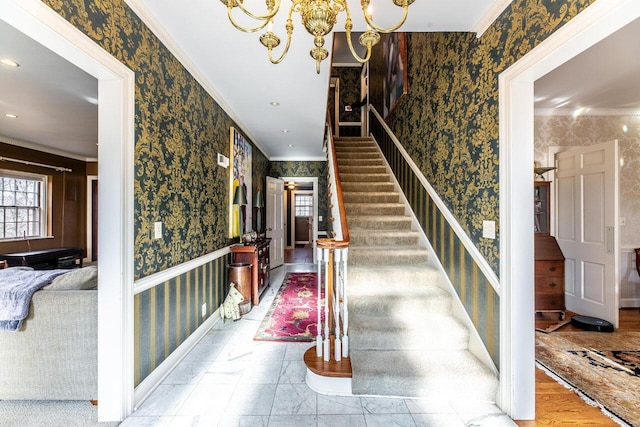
570,315,614,332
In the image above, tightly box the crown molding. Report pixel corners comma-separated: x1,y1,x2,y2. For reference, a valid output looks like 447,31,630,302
0,134,96,162
472,0,513,37
123,0,271,159
535,107,640,116
270,156,327,162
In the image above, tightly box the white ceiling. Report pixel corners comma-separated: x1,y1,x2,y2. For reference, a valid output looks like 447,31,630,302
0,20,98,159
1,2,638,161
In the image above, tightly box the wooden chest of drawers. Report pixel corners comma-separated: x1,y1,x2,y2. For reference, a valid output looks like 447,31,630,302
230,238,271,306
534,234,565,315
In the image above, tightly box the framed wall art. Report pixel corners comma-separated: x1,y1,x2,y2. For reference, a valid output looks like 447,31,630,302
229,127,252,238
383,32,408,119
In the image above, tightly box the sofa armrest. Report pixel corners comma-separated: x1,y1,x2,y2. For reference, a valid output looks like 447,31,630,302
0,289,98,400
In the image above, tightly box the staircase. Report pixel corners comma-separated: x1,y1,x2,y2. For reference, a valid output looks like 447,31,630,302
334,136,499,402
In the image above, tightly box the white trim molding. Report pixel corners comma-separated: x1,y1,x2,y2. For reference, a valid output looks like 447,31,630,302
535,108,640,116
0,0,136,421
472,0,513,37
499,0,640,419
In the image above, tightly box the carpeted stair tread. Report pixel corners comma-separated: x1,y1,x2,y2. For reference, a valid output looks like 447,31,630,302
345,203,405,216
349,247,429,266
350,229,420,246
348,215,413,230
336,158,384,166
342,182,396,192
348,265,440,285
343,192,400,203
349,349,498,401
349,315,469,350
348,293,451,316
339,165,388,174
340,173,391,182
336,152,380,159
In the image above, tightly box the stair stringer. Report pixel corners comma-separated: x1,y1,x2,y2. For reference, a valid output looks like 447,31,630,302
369,138,499,378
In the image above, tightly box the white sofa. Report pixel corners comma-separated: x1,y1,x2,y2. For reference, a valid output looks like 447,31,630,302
0,267,98,400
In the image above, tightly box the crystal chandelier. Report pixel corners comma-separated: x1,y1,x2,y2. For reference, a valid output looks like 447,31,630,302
221,0,414,73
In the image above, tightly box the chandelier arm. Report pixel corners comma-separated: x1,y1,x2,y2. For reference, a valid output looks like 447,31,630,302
267,31,293,64
345,30,372,63
227,5,272,33
234,0,281,22
363,3,409,33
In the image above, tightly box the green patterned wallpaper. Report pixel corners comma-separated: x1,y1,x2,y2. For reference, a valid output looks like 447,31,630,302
269,161,329,232
42,0,266,279
375,0,596,274
332,66,362,123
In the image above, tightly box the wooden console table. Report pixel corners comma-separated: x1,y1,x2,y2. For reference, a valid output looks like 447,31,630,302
230,239,271,306
0,247,85,269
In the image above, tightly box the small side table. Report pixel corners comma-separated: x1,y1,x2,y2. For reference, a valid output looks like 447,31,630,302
230,238,271,306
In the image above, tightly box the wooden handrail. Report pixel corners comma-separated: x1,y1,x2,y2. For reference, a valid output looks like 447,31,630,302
319,112,349,248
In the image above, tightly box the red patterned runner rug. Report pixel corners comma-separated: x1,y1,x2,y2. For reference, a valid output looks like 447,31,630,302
254,272,323,342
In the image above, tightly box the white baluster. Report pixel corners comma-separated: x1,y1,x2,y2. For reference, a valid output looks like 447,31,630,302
341,248,349,358
323,248,330,362
316,247,324,358
333,249,342,361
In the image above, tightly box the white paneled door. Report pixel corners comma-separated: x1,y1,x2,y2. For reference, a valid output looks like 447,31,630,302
555,140,619,327
266,177,285,268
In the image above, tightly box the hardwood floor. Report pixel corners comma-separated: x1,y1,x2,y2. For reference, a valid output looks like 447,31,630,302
515,308,640,426
284,246,313,264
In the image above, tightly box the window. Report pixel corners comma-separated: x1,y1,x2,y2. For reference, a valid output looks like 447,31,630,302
0,171,47,240
294,194,313,217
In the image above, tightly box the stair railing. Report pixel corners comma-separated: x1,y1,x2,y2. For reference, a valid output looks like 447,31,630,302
316,113,350,362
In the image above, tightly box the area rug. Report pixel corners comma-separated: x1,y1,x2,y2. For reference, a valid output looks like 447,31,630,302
536,331,640,426
254,272,323,342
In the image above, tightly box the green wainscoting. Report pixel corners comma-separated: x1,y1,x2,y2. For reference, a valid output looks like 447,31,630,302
371,117,499,368
134,254,229,387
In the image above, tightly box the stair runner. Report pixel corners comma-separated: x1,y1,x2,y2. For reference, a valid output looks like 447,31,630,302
335,137,498,401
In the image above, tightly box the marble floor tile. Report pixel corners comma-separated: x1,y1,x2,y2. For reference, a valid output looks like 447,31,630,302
118,416,174,426
225,383,278,415
133,384,196,417
270,383,317,415
176,382,234,416
404,398,456,414
361,396,411,414
163,361,208,385
278,360,307,384
364,413,417,427
316,394,363,415
217,415,269,427
410,413,465,427
266,414,317,427
317,414,367,427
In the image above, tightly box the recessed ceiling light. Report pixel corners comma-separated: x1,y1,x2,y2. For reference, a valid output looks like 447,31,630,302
0,59,19,67
288,144,293,147
282,129,290,133
4,113,17,119
270,101,280,107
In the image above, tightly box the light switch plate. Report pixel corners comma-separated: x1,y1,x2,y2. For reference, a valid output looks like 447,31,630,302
482,220,496,239
154,221,163,239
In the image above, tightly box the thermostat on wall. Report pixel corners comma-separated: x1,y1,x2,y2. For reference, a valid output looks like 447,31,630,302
217,153,229,168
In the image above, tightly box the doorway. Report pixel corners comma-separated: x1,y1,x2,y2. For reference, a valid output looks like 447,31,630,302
281,177,318,264
1,1,136,421
500,0,640,419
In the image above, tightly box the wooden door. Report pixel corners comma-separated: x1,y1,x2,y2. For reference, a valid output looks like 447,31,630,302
555,141,619,326
266,177,284,268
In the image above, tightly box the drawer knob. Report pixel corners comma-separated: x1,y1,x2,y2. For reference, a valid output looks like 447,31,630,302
549,266,557,272
549,282,556,288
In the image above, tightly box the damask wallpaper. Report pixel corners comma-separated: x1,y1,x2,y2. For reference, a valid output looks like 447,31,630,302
373,0,597,274
332,66,362,124
269,161,329,233
535,114,640,248
41,0,264,279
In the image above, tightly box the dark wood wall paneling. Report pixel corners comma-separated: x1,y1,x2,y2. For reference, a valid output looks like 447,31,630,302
0,142,89,254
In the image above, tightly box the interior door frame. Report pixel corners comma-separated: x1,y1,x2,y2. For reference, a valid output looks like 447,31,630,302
290,189,314,245
86,175,98,263
499,0,640,419
1,0,136,421
281,177,318,263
